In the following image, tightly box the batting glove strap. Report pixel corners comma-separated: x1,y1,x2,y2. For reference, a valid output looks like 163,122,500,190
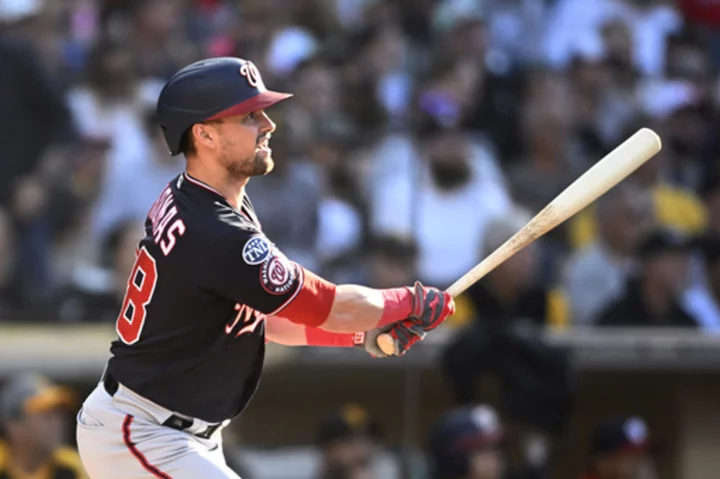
409,281,455,331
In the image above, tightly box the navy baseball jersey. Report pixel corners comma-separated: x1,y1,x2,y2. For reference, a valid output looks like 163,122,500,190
107,172,304,423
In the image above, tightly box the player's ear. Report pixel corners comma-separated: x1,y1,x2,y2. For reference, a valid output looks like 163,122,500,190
193,123,217,151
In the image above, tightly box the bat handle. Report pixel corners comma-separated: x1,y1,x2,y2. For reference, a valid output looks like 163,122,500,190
377,333,397,356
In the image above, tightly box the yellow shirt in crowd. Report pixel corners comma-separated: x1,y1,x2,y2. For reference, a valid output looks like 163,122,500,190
0,441,87,479
569,184,708,250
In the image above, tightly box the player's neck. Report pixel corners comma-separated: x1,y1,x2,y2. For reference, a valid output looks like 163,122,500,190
186,163,248,209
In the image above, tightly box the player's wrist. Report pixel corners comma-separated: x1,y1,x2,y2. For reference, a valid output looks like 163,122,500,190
304,327,364,348
376,287,414,329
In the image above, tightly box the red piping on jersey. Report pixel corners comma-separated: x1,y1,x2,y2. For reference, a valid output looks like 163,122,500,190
122,415,173,479
278,267,335,328
183,172,224,197
183,172,254,221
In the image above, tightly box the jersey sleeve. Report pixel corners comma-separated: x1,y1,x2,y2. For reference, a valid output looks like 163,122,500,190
201,231,304,315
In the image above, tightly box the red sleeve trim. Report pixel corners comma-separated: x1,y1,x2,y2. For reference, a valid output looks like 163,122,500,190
305,328,364,347
377,287,413,328
267,264,305,316
273,267,335,327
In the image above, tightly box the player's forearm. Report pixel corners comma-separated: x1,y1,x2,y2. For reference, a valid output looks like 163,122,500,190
265,316,309,345
266,315,360,347
320,284,413,333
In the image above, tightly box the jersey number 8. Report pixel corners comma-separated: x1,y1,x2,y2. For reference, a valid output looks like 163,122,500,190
116,247,158,345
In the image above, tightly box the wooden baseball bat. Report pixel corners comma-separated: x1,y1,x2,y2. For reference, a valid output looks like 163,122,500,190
377,127,662,356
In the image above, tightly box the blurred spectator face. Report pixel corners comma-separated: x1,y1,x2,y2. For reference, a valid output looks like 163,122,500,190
494,243,536,288
570,58,611,93
362,26,407,77
643,249,689,296
426,130,472,191
598,188,653,256
89,44,137,100
317,405,379,479
135,0,182,39
426,57,481,110
7,408,66,456
523,106,568,162
468,448,504,479
367,236,417,288
369,256,414,288
665,107,706,159
323,436,374,479
294,61,339,115
446,20,487,60
1,375,74,458
590,417,658,479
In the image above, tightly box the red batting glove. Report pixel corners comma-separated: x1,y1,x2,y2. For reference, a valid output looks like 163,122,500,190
408,281,455,331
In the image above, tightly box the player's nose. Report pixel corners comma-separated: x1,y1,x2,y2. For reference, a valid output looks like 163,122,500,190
258,111,276,134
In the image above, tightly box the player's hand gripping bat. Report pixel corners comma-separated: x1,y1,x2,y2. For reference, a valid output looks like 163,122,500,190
376,128,663,356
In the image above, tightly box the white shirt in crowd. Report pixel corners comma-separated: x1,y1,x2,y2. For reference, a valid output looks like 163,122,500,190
368,134,511,286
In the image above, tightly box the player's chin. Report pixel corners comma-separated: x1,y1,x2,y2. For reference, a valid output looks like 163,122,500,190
254,148,274,175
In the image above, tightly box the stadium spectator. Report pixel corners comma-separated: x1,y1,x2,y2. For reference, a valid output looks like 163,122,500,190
579,416,659,479
597,228,699,327
0,373,86,478
368,83,511,288
314,404,384,479
563,183,654,325
426,404,507,479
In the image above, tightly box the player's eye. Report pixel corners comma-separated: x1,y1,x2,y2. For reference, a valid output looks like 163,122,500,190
245,112,257,122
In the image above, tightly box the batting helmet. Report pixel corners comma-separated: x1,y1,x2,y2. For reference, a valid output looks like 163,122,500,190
427,405,504,479
156,57,293,156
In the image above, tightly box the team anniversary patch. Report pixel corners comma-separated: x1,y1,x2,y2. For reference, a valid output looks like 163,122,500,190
259,249,297,295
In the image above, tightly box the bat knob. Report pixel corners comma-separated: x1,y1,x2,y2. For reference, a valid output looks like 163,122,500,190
377,333,397,356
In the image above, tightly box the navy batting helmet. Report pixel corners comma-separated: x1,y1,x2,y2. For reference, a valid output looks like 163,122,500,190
427,405,504,479
156,57,293,156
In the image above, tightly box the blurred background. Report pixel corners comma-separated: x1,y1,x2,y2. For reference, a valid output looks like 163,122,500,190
2,0,720,477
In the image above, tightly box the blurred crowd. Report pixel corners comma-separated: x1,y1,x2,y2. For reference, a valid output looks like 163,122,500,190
2,0,720,334
0,372,662,479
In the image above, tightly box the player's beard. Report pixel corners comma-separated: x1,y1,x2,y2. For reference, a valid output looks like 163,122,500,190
221,142,275,181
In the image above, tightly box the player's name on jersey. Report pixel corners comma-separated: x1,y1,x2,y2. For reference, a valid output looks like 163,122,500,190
148,186,186,256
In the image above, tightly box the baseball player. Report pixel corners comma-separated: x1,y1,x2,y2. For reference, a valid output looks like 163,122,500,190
75,56,455,479
427,405,507,479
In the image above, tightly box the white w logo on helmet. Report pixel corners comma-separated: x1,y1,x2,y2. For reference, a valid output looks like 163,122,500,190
239,61,266,91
